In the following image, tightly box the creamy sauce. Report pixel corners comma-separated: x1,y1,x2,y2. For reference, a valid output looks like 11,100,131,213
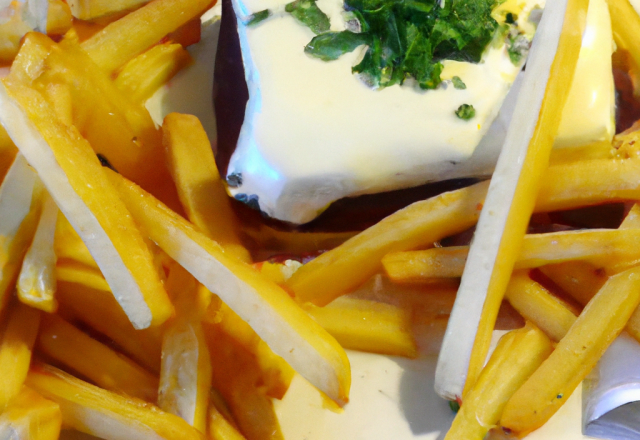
228,0,613,224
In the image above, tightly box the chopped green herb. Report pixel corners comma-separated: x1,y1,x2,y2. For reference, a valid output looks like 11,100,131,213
303,0,500,90
305,31,369,61
506,27,530,64
451,76,466,89
247,9,271,26
505,12,517,24
449,400,461,413
285,0,331,34
455,103,476,120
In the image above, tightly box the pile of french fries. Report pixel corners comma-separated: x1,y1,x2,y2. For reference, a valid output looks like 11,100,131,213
2,0,640,439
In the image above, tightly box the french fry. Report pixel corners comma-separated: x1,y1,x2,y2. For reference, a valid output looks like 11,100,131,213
57,281,162,373
205,325,284,440
37,314,159,402
383,228,640,281
289,155,640,307
0,301,41,411
109,170,351,405
80,0,213,75
0,153,43,316
115,44,192,103
26,363,206,440
67,0,149,21
55,261,110,292
304,297,417,358
606,0,640,96
0,126,17,184
438,0,588,399
214,302,295,400
158,263,211,433
538,261,606,306
46,0,73,36
207,396,246,440
0,3,32,64
0,386,61,440
504,272,577,342
163,113,250,263
445,324,552,440
0,77,173,329
500,265,640,435
17,190,59,313
41,82,73,126
54,214,99,271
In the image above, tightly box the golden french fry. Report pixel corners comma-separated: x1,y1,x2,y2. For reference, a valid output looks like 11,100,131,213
57,280,162,373
41,82,73,126
504,272,577,342
304,297,417,358
501,265,640,435
47,0,73,35
205,325,284,440
38,314,159,402
109,170,350,405
606,0,640,96
289,157,640,308
18,189,59,313
208,396,246,440
0,3,32,63
0,77,173,329
0,301,41,411
0,153,43,315
158,263,211,433
0,126,18,184
539,261,606,306
163,113,251,263
80,0,212,74
383,228,640,281
0,386,61,440
55,261,110,292
26,363,206,440
67,0,149,21
115,44,192,103
445,324,552,440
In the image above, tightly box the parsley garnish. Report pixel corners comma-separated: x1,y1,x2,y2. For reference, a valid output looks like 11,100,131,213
306,31,369,61
247,9,271,26
303,0,500,90
449,400,461,413
455,103,475,120
285,0,331,35
506,28,531,64
452,76,466,89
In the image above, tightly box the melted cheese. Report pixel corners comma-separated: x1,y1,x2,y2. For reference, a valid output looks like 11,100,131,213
227,0,614,224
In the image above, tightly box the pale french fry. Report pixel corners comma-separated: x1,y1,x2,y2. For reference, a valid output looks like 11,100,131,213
304,297,417,358
47,0,72,35
80,0,212,75
289,157,640,308
54,214,99,271
0,386,61,440
108,170,350,405
37,314,159,402
163,113,251,263
439,0,588,399
56,280,162,373
0,153,43,315
500,265,640,435
26,363,206,440
0,77,173,329
158,263,211,433
445,324,552,440
504,272,577,342
115,44,192,103
383,228,640,281
0,301,41,411
67,0,149,21
18,189,59,313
